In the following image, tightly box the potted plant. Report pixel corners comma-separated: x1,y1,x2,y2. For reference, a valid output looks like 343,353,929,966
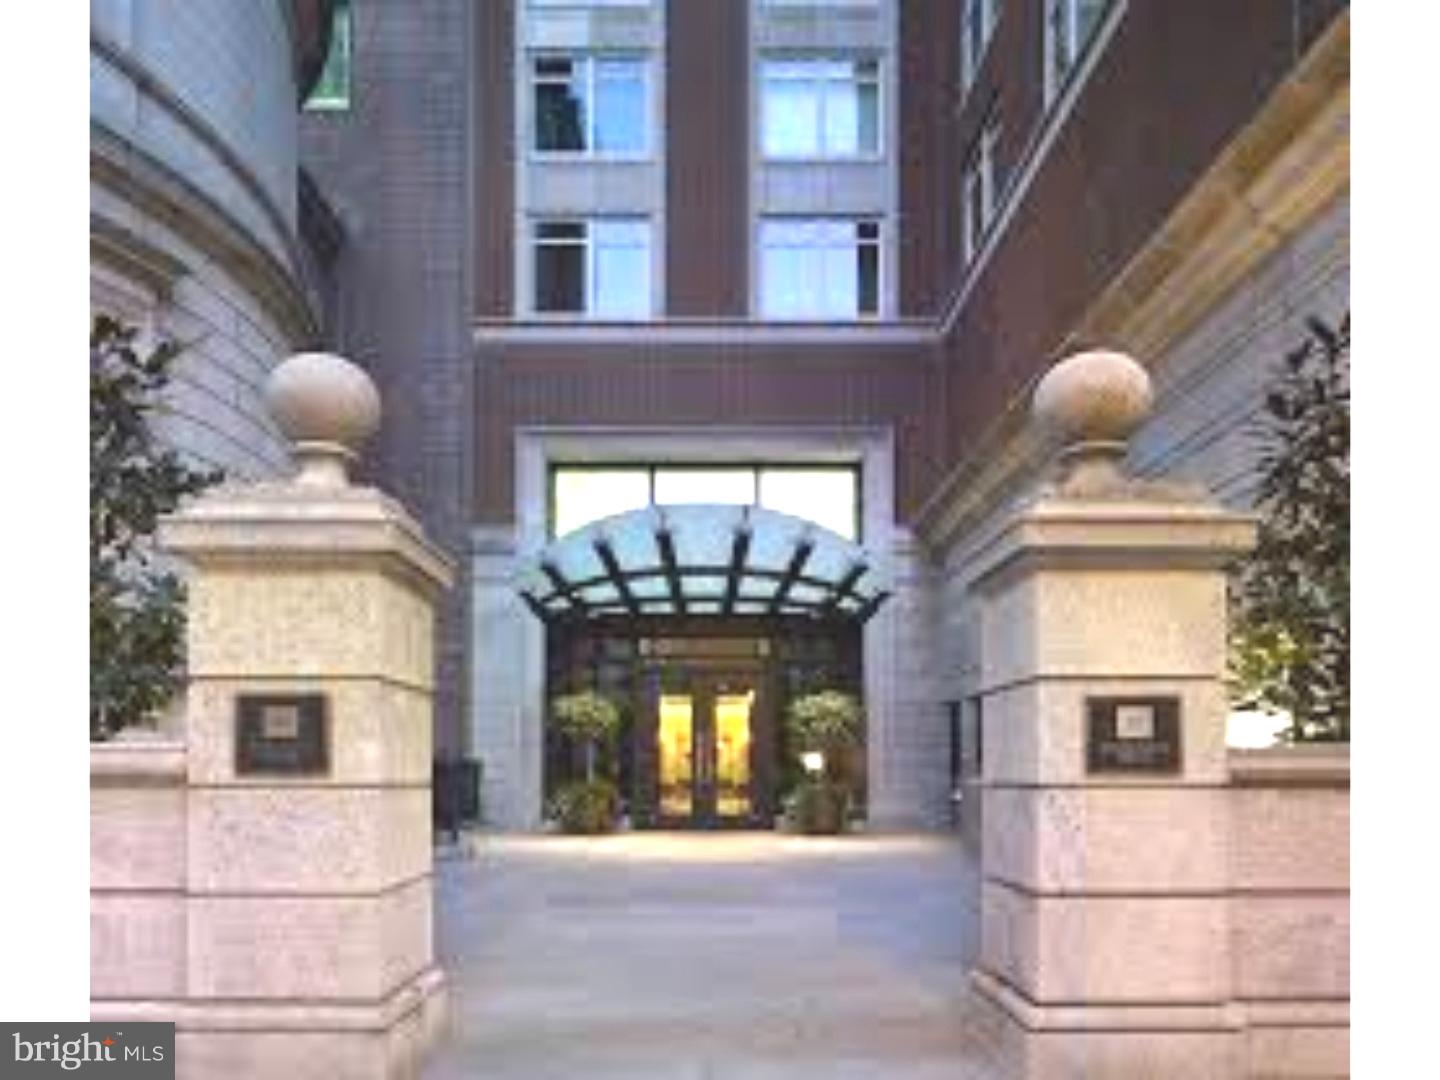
546,690,622,833
783,690,863,835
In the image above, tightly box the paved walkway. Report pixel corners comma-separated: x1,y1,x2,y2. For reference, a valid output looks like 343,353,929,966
424,832,1007,1079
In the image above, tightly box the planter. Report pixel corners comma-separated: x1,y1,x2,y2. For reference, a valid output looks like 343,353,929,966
785,777,849,836
546,779,620,834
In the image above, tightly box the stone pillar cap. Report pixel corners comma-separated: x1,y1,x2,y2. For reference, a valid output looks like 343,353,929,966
1032,348,1153,445
266,352,381,487
1031,349,1155,494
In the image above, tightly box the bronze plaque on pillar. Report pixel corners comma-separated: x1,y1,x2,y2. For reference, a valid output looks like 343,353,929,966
236,694,329,775
1085,697,1181,774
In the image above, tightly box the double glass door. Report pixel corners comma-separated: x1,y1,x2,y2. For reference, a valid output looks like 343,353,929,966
656,676,756,827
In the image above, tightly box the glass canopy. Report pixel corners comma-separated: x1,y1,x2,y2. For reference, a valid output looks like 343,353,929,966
517,504,891,624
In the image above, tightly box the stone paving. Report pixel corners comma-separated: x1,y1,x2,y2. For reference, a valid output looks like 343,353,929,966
423,832,1008,1079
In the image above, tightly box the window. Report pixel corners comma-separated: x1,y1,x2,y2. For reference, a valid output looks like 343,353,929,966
960,0,1001,92
962,110,1001,263
757,468,860,539
552,469,652,538
653,469,758,508
550,465,861,539
533,55,648,155
760,59,881,159
304,0,352,111
533,218,652,318
759,219,880,319
1044,0,1108,104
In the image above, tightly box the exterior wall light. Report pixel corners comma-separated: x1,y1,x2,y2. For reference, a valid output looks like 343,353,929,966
801,751,825,776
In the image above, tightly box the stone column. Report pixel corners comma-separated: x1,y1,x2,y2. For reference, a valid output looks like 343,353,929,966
469,523,544,830
159,353,454,1079
866,526,948,830
964,351,1256,1079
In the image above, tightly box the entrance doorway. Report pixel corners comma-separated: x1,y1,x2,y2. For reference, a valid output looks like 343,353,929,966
544,618,863,829
655,674,760,828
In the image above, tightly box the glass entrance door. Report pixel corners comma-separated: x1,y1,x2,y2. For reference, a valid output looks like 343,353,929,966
657,694,695,819
653,678,756,827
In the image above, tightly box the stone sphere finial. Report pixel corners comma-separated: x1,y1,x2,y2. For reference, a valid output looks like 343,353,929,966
1032,349,1152,490
265,352,381,487
1033,349,1153,444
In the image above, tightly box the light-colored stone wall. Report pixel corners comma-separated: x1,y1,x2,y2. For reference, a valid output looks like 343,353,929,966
90,739,189,1003
1229,745,1350,1079
864,528,950,829
1130,196,1349,506
91,0,314,482
91,0,299,257
91,186,296,480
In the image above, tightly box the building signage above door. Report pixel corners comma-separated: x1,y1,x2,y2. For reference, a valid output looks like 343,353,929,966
235,693,329,776
1085,696,1182,774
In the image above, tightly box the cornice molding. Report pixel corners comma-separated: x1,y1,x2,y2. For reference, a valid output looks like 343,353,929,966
90,213,188,302
90,32,302,276
91,121,320,349
913,11,1349,555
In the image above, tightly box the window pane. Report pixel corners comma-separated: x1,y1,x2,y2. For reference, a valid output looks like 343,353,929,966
305,1,352,110
535,232,585,313
856,79,880,153
592,220,650,318
759,468,858,540
653,469,757,507
535,63,587,151
594,61,646,152
553,469,651,537
762,73,820,157
822,238,858,317
760,243,813,319
760,219,877,319
857,238,879,315
1078,0,1107,45
823,78,860,155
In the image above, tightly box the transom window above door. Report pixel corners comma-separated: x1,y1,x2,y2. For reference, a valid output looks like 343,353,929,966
760,58,881,159
532,218,652,318
758,218,881,320
551,464,861,541
532,54,649,156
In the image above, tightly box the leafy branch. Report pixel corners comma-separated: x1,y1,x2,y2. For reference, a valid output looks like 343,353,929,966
1229,314,1349,742
91,315,222,739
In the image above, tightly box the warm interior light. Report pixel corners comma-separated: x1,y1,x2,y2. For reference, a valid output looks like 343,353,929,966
801,750,825,775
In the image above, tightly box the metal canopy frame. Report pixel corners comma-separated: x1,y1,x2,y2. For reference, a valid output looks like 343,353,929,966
518,506,891,627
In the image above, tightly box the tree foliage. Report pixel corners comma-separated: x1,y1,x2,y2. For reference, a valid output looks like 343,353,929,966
1229,314,1349,742
550,690,622,744
91,316,221,739
550,690,621,784
786,690,863,753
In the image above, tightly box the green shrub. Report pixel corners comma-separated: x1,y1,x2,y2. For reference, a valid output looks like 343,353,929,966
91,316,221,739
1229,315,1349,742
546,779,620,834
785,690,863,758
782,776,849,835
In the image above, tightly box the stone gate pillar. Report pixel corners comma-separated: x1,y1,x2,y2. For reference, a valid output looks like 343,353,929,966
965,351,1256,1079
159,353,454,1079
